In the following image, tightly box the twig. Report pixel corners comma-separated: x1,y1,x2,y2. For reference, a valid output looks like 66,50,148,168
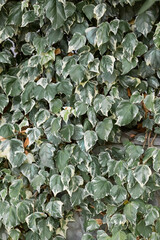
143,131,148,148
148,131,152,147
150,133,157,147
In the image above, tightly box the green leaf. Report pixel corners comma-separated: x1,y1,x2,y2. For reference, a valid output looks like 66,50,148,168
133,165,151,187
56,149,70,173
136,220,152,238
0,123,14,138
9,229,21,240
68,33,86,52
92,176,112,200
60,124,74,142
65,2,76,18
26,127,41,146
16,201,30,223
70,64,85,84
123,202,139,224
50,174,63,197
61,165,75,189
75,101,88,117
116,100,139,126
154,22,160,49
3,206,20,230
45,0,66,29
85,27,97,46
100,55,115,74
82,4,94,21
127,182,145,199
26,212,47,232
9,179,23,199
31,174,45,192
145,49,160,70
84,130,98,151
96,22,110,48
2,75,22,97
37,219,52,240
0,26,15,43
0,94,8,114
126,144,144,161
110,19,119,35
21,10,37,27
96,118,113,141
39,142,55,168
143,93,155,112
122,33,138,60
153,149,160,172
112,231,127,240
8,2,22,25
138,0,157,15
121,57,138,75
93,3,106,21
110,185,127,204
111,213,126,226
35,109,50,127
20,163,39,182
50,99,63,114
145,207,159,225
0,50,12,64
86,219,99,232
46,200,63,218
71,187,84,206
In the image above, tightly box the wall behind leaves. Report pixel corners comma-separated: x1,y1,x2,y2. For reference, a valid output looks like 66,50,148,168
0,0,160,239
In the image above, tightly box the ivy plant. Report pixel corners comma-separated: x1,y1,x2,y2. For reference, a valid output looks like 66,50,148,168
0,0,160,239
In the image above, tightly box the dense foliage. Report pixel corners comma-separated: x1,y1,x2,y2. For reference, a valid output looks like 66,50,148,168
0,0,160,239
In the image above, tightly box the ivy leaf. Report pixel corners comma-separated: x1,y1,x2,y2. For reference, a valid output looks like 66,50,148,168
68,33,86,52
82,4,94,21
122,33,138,60
93,3,106,21
0,123,14,138
95,118,113,141
110,185,127,204
21,11,37,27
86,219,99,231
0,94,8,113
2,75,22,97
116,100,139,126
96,22,110,48
133,165,152,187
84,130,98,151
145,49,160,70
121,57,138,75
112,231,127,240
16,201,30,223
9,179,23,199
61,165,75,190
45,0,66,29
153,149,160,172
85,27,97,46
56,149,70,173
123,202,139,225
143,93,155,112
92,176,112,200
26,127,41,146
145,207,159,226
46,200,63,218
50,174,64,197
26,212,47,232
136,220,152,238
60,124,74,142
100,55,115,74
